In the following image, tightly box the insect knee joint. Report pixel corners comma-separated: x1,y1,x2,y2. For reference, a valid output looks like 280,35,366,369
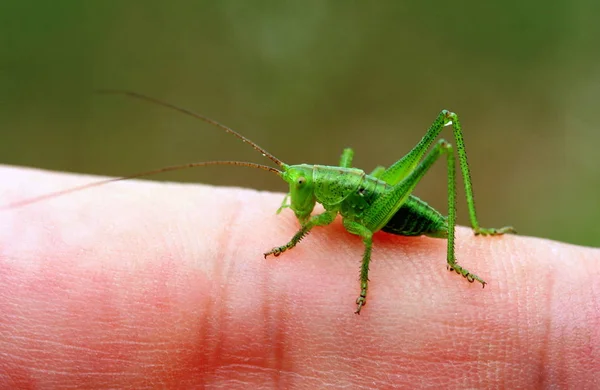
437,139,452,150
441,109,458,125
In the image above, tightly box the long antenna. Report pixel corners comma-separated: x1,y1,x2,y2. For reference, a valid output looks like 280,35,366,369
97,89,285,167
2,161,281,210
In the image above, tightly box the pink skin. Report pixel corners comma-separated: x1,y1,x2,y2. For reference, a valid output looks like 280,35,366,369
0,165,599,388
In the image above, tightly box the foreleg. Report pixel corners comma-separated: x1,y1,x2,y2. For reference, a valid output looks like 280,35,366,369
264,211,337,258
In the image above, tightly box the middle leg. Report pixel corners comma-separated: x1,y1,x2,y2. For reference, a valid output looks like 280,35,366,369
343,219,374,314
339,148,354,168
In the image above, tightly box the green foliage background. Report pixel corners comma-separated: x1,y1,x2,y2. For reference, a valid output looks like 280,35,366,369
1,1,599,246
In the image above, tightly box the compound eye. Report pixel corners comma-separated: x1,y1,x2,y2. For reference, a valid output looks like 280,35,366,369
297,177,306,185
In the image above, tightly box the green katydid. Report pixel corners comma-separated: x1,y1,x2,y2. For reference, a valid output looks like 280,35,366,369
7,91,515,314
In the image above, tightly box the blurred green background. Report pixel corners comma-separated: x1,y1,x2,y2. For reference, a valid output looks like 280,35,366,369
1,1,598,247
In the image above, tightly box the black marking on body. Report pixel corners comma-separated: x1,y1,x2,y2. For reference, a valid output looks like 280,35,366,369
381,196,447,237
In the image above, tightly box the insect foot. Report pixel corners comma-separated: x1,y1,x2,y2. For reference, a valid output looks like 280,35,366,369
354,282,368,314
474,226,517,236
263,247,285,258
447,264,487,288
355,297,366,314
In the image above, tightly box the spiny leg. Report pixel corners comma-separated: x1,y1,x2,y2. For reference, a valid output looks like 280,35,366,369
339,148,354,168
264,211,336,258
343,220,373,314
444,112,514,236
442,140,486,286
363,139,451,232
353,140,464,311
378,110,514,236
378,110,452,185
361,139,486,287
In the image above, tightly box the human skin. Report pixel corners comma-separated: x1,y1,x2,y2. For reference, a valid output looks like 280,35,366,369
0,165,598,389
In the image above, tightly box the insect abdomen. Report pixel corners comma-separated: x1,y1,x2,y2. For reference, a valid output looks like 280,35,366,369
381,196,447,238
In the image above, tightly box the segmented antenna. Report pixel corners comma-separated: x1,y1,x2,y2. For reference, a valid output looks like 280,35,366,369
2,92,287,210
1,161,281,210
97,89,285,167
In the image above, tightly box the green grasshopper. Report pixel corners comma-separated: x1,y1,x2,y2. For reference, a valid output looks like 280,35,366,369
9,91,515,314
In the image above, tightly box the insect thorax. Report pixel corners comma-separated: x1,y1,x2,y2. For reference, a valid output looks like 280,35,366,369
310,165,447,237
312,165,370,206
